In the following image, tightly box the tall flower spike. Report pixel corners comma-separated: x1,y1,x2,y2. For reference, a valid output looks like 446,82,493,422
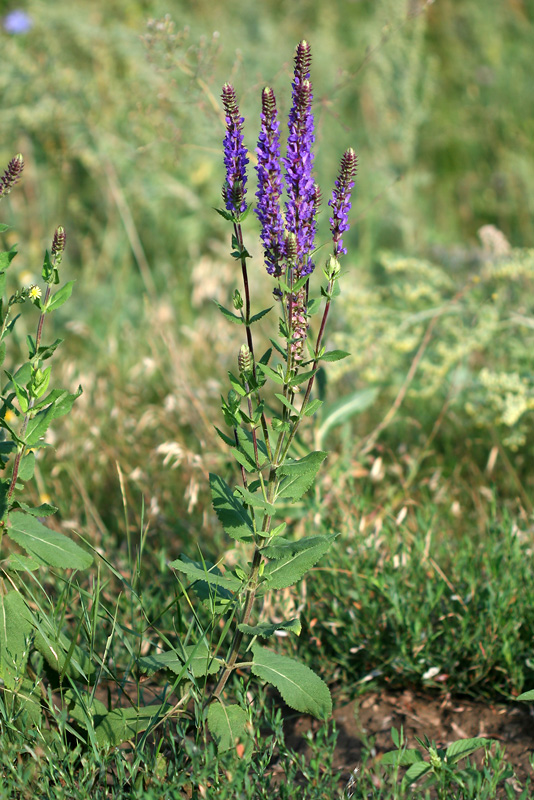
0,154,24,199
284,40,317,277
51,226,66,265
221,84,249,216
328,148,357,257
255,87,286,277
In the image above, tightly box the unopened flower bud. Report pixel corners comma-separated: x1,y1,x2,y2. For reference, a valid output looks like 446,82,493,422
51,226,66,265
0,154,24,199
285,232,297,262
238,344,253,376
233,289,243,310
325,255,341,280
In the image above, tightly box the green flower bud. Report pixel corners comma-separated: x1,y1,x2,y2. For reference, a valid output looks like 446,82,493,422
325,254,341,280
238,344,253,376
233,289,243,310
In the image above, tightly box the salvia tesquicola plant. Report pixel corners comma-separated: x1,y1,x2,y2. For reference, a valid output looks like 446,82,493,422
163,40,357,754
0,154,92,727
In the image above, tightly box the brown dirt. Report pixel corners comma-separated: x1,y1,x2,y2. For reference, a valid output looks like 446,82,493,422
284,688,534,793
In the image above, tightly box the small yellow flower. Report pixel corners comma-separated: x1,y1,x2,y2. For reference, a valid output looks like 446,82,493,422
28,284,42,300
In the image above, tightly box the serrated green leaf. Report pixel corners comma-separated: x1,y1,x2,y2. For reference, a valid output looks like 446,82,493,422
251,645,331,720
320,349,350,362
45,280,75,313
262,533,338,589
207,702,250,754
6,512,93,570
170,557,241,591
402,761,433,787
0,591,33,689
181,556,235,611
6,552,40,571
94,704,171,748
249,307,273,324
235,485,276,515
24,404,56,446
238,618,301,637
276,451,328,502
257,362,285,385
139,642,222,679
214,301,243,324
445,738,491,763
209,473,255,541
11,500,58,517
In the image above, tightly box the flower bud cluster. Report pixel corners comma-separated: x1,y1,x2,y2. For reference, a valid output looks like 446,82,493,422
0,154,24,199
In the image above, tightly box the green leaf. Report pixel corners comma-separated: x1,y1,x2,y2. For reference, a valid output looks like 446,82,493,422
277,451,328,502
180,556,235,611
170,556,241,591
307,297,322,315
381,749,424,766
238,618,301,637
0,590,33,689
209,473,255,541
94,704,171,748
402,761,433,787
139,643,221,679
214,301,243,324
32,337,64,361
262,534,338,589
289,368,317,387
257,362,285,385
518,689,534,701
274,393,300,416
319,349,350,362
24,404,56,446
207,702,250,754
6,512,93,570
0,341,6,367
249,307,272,324
4,370,29,413
17,452,35,482
11,500,58,517
45,280,75,313
251,645,331,720
0,245,17,271
34,625,96,682
0,223,10,232
303,398,323,417
445,738,491,764
235,485,276,515
318,387,379,446
234,427,268,468
215,426,236,447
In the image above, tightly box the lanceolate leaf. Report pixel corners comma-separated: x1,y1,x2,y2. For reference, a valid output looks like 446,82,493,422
0,590,33,689
170,557,241,591
276,451,328,502
251,645,331,720
7,512,93,570
262,533,338,589
319,349,350,362
249,306,273,324
139,643,222,679
209,473,255,541
238,618,301,637
45,280,76,313
207,702,250,754
445,738,491,763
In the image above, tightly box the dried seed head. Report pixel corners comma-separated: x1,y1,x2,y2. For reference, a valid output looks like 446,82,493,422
0,153,24,198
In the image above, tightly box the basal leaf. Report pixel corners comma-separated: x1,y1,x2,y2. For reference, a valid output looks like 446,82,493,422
251,645,331,720
207,702,250,754
7,512,93,570
139,642,221,679
262,534,338,589
276,451,328,502
0,590,33,689
238,618,301,637
209,473,254,541
170,557,241,591
94,704,171,748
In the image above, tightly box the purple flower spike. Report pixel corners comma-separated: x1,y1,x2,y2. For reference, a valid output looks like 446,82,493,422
0,153,24,199
284,40,317,277
255,87,286,277
221,83,249,216
328,148,357,257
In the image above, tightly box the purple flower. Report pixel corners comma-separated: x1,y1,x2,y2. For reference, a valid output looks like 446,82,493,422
221,83,249,217
328,148,357,257
0,153,24,199
283,40,317,277
3,10,32,35
255,87,286,277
